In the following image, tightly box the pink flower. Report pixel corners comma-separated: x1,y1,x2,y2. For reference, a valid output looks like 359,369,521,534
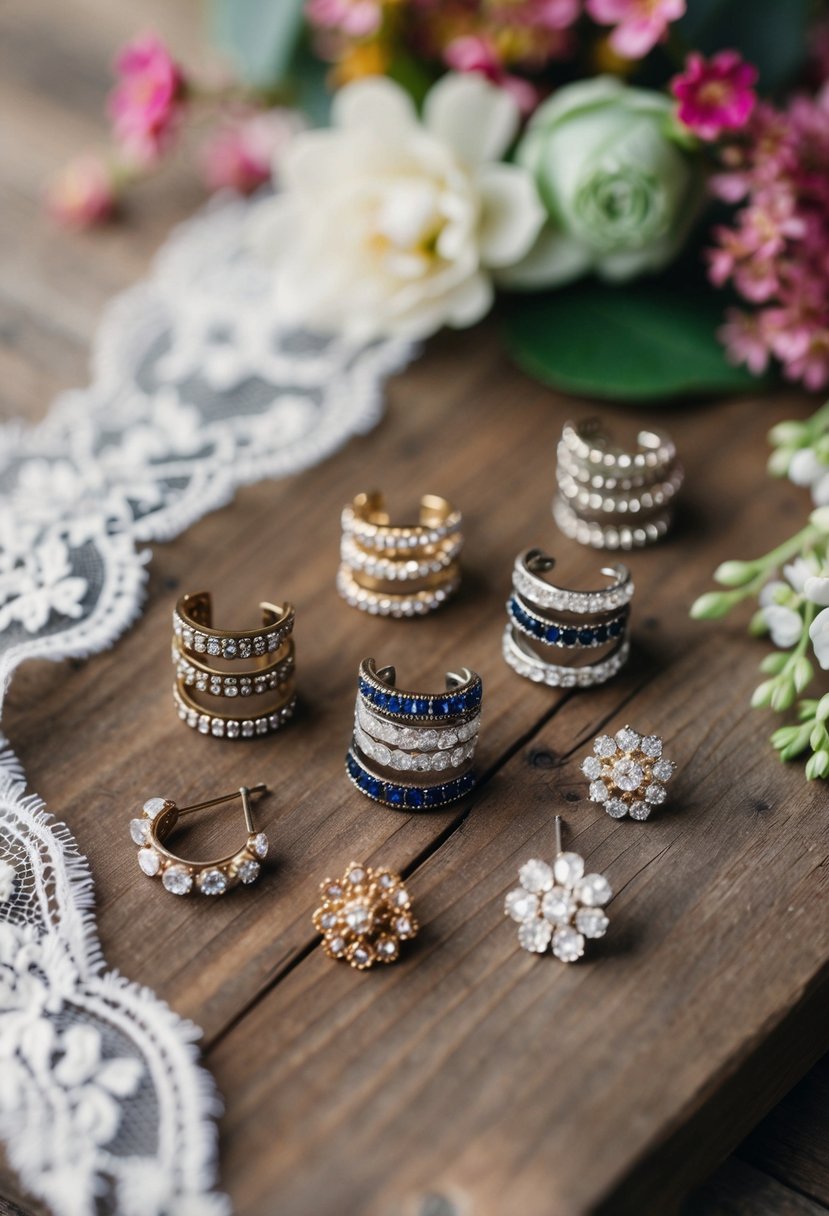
671,51,758,141
718,310,770,376
585,0,685,59
306,0,383,37
45,156,116,229
200,109,303,195
444,36,540,113
108,34,185,165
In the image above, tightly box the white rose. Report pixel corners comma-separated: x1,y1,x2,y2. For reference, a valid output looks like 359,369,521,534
250,74,544,341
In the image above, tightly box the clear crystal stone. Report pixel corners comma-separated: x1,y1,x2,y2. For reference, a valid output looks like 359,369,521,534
652,758,675,782
552,926,585,963
350,944,373,968
519,859,554,893
347,866,365,884
343,899,372,931
641,734,663,758
581,756,602,779
576,873,612,907
414,754,430,771
593,735,616,758
554,852,585,887
615,727,641,753
199,869,228,896
320,911,336,930
605,798,628,819
395,915,413,936
589,780,609,803
541,887,577,926
138,848,160,876
518,918,552,953
252,833,268,858
392,888,409,908
142,797,167,819
129,818,151,845
238,860,261,884
162,866,192,895
576,907,609,939
328,935,346,956
374,744,391,765
376,936,398,959
611,757,644,792
377,873,394,889
645,782,667,805
505,888,537,922
325,882,343,899
421,730,438,748
629,800,650,821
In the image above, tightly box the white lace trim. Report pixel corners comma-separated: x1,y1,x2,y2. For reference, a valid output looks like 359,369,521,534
0,195,415,1212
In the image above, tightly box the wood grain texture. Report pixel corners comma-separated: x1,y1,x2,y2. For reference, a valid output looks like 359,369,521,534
2,4,829,1216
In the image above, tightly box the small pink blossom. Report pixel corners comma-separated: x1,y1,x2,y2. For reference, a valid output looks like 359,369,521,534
306,0,383,37
718,310,770,376
45,156,116,229
585,0,685,59
671,51,757,141
108,33,185,165
444,36,540,113
200,109,303,195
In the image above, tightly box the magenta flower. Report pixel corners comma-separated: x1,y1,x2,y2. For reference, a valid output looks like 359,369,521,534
200,110,303,196
672,51,758,141
108,34,185,165
45,156,116,229
585,0,685,59
306,0,383,37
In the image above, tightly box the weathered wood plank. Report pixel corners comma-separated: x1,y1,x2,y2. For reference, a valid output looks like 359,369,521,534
685,1158,829,1216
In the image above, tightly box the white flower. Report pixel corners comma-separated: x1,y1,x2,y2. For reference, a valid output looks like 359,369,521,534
251,74,545,341
810,608,829,669
763,604,804,649
504,852,611,962
787,448,829,505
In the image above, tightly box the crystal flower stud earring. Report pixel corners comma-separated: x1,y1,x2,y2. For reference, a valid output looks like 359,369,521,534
582,725,675,820
504,817,612,962
313,861,418,970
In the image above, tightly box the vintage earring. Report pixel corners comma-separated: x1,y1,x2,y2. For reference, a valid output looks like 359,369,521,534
130,783,270,896
505,817,612,962
581,725,676,820
313,861,418,970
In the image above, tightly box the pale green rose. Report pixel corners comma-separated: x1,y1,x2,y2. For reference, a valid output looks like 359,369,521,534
502,77,702,288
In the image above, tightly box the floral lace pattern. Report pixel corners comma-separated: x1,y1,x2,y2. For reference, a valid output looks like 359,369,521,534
0,196,415,1213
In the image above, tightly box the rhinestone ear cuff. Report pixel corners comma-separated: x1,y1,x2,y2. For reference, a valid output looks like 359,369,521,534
130,784,270,896
505,817,612,962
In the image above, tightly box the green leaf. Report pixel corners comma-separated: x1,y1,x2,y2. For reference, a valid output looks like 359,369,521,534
209,0,306,89
501,280,763,403
675,0,811,91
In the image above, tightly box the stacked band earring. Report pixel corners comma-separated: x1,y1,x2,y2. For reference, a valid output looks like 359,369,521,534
130,783,270,895
337,491,463,616
554,419,683,549
346,658,482,809
505,816,612,961
502,548,632,688
172,591,296,738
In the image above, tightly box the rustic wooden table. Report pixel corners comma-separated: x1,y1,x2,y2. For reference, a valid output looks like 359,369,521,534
2,4,828,1215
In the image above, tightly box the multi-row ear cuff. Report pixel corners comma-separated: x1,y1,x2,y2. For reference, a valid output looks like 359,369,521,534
582,726,676,820
337,491,463,616
505,817,612,962
130,783,270,896
172,591,297,738
346,658,482,810
555,419,683,549
503,548,632,688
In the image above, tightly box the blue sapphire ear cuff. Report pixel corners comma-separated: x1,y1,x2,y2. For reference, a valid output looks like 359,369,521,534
502,548,633,688
346,657,482,810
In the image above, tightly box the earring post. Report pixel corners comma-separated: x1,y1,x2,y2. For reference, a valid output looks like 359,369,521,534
179,782,268,817
554,815,563,856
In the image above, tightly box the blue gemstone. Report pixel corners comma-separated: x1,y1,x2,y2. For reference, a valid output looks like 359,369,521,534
358,679,370,696
579,628,594,645
469,683,482,705
387,695,402,713
545,624,561,643
347,754,360,779
460,772,476,792
595,624,608,643
415,698,430,715
386,785,405,805
563,628,578,645
435,697,452,716
609,619,622,637
424,786,442,806
402,697,417,714
374,691,388,708
407,788,425,809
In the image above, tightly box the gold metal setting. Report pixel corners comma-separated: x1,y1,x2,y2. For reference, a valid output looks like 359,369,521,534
130,784,270,896
313,861,418,969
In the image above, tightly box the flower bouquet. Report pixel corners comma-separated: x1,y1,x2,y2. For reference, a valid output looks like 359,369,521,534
50,0,829,402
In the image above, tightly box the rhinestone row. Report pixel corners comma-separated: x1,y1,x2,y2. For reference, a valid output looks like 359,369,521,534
502,625,631,688
512,556,632,615
173,611,293,659
337,566,460,617
173,684,297,737
340,533,462,580
356,699,480,748
553,496,672,551
341,504,462,552
353,719,477,774
174,648,294,697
